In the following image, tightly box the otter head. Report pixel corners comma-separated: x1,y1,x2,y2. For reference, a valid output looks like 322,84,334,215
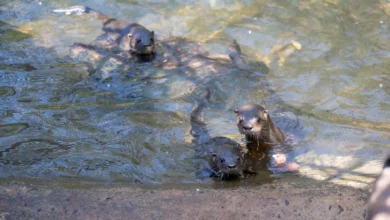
128,29,155,57
210,148,245,180
234,104,269,139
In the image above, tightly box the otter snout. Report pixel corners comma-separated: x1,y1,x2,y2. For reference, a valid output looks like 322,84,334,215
242,125,253,131
128,29,155,56
133,44,154,54
142,45,155,55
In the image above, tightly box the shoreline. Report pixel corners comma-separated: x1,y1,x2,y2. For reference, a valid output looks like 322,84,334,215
0,180,370,220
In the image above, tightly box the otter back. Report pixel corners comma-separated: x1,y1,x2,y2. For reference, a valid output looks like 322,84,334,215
53,5,155,61
190,90,245,180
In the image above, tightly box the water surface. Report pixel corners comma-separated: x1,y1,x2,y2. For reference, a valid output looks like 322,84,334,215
0,0,389,188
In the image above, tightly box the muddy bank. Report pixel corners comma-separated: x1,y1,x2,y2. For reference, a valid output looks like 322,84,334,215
0,180,369,220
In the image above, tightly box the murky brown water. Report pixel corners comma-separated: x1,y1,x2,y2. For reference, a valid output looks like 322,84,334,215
0,0,389,187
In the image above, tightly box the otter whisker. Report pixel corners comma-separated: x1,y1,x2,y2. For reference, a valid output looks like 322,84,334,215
260,128,270,134
258,132,266,141
212,170,220,177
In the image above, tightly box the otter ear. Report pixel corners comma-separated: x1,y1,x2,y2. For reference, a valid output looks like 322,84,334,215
150,31,154,42
128,33,133,39
234,109,239,115
263,110,268,120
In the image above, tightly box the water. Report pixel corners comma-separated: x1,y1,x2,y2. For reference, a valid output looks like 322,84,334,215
0,0,389,188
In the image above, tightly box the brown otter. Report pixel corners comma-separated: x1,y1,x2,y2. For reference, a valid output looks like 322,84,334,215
234,104,285,147
367,156,390,220
234,104,299,172
190,89,245,180
53,5,155,63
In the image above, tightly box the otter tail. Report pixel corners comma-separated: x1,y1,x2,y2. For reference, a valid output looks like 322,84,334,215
228,40,249,70
190,89,210,125
190,89,211,145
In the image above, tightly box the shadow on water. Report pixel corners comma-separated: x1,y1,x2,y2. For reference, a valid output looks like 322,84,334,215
0,20,31,43
0,0,388,189
0,11,293,186
0,20,96,181
204,0,390,133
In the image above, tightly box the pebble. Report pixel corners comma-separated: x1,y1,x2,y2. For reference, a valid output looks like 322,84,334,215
338,205,344,214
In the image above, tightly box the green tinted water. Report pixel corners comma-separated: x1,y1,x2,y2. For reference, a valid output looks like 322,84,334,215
0,0,389,188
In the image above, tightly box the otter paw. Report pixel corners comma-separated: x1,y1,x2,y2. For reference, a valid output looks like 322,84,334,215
285,162,300,172
270,162,300,173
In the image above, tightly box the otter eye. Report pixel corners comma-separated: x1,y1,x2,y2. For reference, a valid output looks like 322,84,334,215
263,110,268,120
237,157,241,161
220,159,225,163
238,118,243,123
136,39,142,44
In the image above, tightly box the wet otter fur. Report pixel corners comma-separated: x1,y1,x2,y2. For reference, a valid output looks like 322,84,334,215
234,104,300,173
367,156,390,220
53,5,155,61
235,104,285,149
190,89,245,180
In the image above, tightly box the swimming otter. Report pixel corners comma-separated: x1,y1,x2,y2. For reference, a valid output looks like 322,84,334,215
53,5,155,62
234,104,299,172
190,89,245,180
367,156,390,220
234,104,285,148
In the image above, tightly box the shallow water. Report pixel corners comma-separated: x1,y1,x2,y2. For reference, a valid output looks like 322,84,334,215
0,0,389,187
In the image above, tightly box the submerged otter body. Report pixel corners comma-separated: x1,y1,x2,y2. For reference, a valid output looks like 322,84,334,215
191,90,245,180
53,5,155,75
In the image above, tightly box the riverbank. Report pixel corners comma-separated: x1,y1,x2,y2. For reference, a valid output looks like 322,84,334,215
0,180,369,220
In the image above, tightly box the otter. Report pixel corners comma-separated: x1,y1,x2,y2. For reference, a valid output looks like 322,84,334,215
53,5,155,63
367,156,390,220
190,89,245,180
234,104,299,172
234,104,285,148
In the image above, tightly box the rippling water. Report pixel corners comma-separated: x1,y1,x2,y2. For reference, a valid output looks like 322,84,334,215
0,0,389,187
